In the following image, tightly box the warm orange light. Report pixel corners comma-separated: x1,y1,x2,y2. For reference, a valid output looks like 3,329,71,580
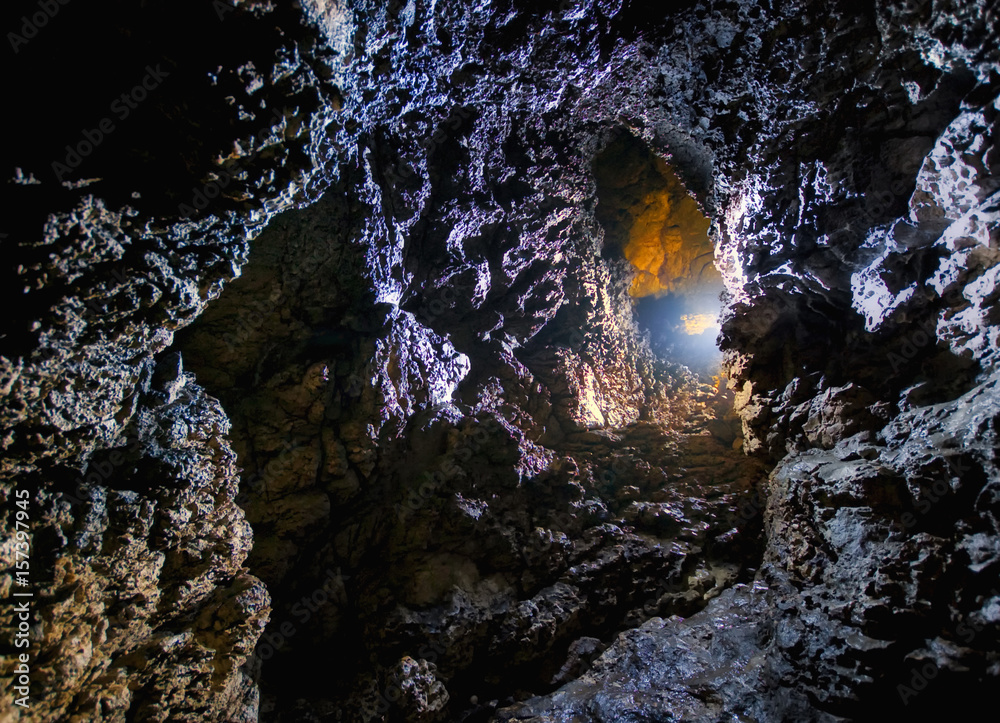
593,135,722,300
621,157,719,298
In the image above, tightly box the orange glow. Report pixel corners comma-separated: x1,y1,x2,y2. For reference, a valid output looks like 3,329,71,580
622,157,720,298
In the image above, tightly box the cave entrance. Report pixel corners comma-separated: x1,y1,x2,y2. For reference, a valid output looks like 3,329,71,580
594,133,724,376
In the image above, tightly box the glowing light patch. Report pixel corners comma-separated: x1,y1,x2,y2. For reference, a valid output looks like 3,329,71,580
596,135,726,375
621,164,720,299
680,313,720,336
578,366,607,428
593,134,722,301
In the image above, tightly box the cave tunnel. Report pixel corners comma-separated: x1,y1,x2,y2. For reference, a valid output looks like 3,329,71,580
3,1,1000,722
594,133,725,377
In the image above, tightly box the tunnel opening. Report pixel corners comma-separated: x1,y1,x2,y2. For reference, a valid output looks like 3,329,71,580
594,133,724,377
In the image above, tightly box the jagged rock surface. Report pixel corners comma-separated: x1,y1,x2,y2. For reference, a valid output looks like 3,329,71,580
2,0,998,721
1,1,344,719
177,175,763,720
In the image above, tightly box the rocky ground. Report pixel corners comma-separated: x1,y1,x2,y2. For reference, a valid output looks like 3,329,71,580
1,0,997,721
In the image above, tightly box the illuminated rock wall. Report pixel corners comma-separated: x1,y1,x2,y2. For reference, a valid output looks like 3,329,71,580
595,134,723,300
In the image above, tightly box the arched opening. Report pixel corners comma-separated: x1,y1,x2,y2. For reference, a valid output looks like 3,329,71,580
594,133,723,376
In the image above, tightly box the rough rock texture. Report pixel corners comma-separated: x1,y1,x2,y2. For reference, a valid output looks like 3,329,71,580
1,1,344,719
176,186,762,720
0,362,270,721
2,0,998,721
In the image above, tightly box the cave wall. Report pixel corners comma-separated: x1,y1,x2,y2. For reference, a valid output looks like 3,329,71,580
1,0,998,721
0,1,343,719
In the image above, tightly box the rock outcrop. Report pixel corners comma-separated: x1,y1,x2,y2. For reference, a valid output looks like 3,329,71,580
1,0,997,721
